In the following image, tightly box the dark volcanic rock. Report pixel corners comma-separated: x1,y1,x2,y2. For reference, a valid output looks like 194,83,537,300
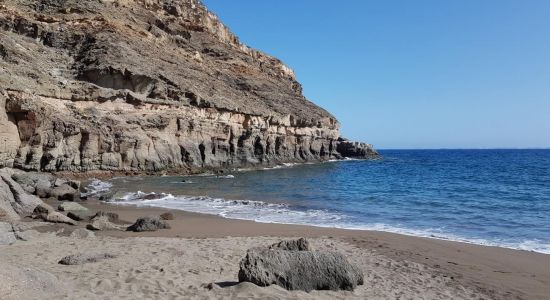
269,238,311,251
59,253,116,265
0,0,377,173
128,216,171,232
238,249,364,292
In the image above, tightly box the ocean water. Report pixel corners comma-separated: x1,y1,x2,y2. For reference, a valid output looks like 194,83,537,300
89,150,550,254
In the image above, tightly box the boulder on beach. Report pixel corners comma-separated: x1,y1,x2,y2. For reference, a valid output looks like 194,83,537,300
0,169,43,220
58,202,88,212
269,238,311,251
238,248,364,292
86,215,123,231
11,172,55,196
58,253,116,265
32,204,76,225
51,184,81,202
69,228,96,239
127,216,171,232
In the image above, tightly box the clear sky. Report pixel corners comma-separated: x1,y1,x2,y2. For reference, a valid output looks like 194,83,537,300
203,0,550,149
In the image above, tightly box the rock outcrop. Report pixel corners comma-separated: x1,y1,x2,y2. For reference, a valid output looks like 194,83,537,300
0,0,378,174
238,247,364,292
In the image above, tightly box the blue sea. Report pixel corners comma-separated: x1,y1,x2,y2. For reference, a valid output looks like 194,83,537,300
88,150,550,253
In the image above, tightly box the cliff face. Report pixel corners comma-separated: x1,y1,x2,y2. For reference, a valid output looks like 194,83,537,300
0,0,377,173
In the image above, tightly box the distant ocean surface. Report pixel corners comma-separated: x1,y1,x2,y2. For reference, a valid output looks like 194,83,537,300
88,150,550,254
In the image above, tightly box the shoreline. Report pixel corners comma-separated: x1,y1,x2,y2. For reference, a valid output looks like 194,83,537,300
39,198,550,299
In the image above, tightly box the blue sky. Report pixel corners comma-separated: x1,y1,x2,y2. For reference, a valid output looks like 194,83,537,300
203,0,550,149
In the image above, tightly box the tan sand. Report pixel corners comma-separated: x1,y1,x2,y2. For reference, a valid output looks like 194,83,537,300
1,199,549,299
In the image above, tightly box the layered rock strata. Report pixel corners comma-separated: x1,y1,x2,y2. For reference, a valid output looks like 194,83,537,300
0,0,378,173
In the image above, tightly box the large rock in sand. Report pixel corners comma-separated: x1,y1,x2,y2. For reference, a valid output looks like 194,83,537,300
11,172,55,196
51,184,81,201
238,249,364,292
127,216,171,232
0,169,42,220
32,204,77,225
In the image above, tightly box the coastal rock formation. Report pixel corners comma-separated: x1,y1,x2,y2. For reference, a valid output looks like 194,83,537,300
86,215,122,231
0,0,378,174
32,204,77,225
238,248,364,292
128,216,171,232
0,168,42,221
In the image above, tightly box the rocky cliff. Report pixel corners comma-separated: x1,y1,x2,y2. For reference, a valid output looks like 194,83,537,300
0,0,377,174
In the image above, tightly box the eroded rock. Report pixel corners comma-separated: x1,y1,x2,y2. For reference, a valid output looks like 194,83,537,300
32,204,77,225
86,216,123,231
238,249,364,292
58,202,88,212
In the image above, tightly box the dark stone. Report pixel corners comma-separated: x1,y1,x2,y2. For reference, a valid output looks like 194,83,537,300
238,249,363,292
127,216,171,232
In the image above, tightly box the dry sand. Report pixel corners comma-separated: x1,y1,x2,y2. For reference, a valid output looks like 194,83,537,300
1,199,549,299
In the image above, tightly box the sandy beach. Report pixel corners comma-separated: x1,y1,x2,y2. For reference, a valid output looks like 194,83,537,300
1,198,548,299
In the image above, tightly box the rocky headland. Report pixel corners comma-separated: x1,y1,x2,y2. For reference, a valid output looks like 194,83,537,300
0,0,377,175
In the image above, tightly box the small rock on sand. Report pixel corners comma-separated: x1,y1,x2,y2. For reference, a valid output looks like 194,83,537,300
59,253,116,265
32,205,76,225
127,216,171,232
86,216,123,231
